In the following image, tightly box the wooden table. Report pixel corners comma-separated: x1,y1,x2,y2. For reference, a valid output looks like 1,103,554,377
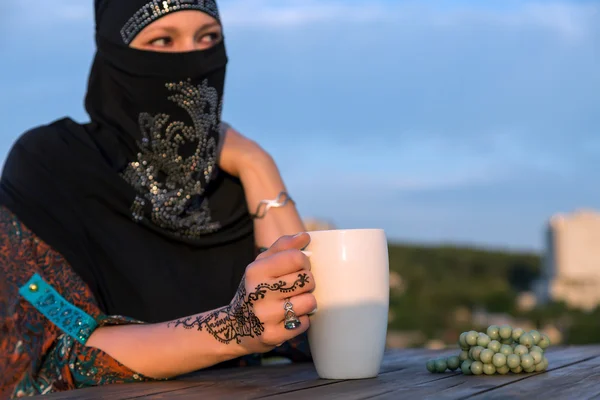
46,345,600,399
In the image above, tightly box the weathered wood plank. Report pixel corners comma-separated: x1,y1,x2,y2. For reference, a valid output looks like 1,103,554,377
95,349,440,400
365,346,600,400
122,350,457,399
41,381,210,400
470,356,600,399
42,346,600,400
253,346,600,400
45,349,443,400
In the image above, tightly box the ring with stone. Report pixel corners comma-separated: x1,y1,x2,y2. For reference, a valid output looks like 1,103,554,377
283,298,301,330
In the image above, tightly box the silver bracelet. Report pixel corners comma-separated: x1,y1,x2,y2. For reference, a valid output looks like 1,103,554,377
251,191,295,219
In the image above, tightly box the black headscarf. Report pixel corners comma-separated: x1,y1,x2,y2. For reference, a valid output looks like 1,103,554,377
0,0,256,323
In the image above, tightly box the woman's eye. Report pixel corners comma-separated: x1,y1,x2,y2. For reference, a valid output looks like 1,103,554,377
149,37,172,47
198,32,221,45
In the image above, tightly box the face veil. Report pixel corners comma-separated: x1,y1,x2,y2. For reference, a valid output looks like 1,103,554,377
0,0,256,322
88,0,230,238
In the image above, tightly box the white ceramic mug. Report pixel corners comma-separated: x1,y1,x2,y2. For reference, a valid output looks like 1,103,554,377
305,229,389,380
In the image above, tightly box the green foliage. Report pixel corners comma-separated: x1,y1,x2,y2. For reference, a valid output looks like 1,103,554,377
387,242,600,345
387,242,540,339
518,302,600,344
567,308,600,344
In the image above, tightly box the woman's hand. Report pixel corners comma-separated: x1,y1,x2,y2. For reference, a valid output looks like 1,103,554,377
232,233,316,354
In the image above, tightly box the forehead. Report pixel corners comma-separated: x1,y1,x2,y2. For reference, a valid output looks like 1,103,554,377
96,0,220,44
121,1,220,43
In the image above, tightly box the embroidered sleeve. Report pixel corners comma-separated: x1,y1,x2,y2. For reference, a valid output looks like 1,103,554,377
0,207,157,397
0,269,30,399
34,316,155,395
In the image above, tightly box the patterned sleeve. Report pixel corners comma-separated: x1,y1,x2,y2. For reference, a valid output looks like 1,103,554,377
0,207,157,398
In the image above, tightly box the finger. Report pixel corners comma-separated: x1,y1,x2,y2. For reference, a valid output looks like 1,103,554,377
268,271,315,300
255,292,317,323
261,315,310,347
256,233,310,260
253,248,311,278
280,293,317,320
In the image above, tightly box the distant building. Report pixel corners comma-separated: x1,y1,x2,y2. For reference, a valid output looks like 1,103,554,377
516,291,537,312
535,210,600,311
303,218,336,232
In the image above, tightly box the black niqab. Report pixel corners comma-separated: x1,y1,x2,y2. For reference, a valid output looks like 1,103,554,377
0,0,255,323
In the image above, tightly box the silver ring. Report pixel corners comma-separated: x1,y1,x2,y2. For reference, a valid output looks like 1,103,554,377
283,298,301,330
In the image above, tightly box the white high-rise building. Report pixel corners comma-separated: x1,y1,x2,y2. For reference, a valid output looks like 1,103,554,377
536,210,600,311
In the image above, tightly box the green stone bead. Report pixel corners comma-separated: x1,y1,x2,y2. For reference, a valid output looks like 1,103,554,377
470,361,484,375
499,325,513,340
487,340,501,353
529,330,541,345
543,356,549,369
492,353,507,368
486,325,500,340
507,354,521,369
483,363,496,375
499,344,513,356
461,360,473,375
477,333,491,348
447,356,461,371
519,333,534,348
511,366,523,374
538,334,551,349
459,350,470,362
535,361,546,372
435,358,448,373
480,349,494,364
496,365,510,375
530,350,543,365
426,359,436,373
459,332,469,349
524,365,536,373
511,327,524,342
531,345,544,354
470,346,484,361
514,345,529,356
466,331,479,346
521,354,534,369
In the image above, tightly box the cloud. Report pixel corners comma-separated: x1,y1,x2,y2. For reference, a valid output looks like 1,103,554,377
217,0,598,41
422,2,598,41
8,0,92,24
7,0,599,43
219,0,389,27
521,2,599,40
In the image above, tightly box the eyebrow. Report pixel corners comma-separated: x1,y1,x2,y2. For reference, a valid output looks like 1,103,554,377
144,21,221,36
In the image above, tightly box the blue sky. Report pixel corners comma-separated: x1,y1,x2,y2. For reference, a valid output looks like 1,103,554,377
1,0,599,251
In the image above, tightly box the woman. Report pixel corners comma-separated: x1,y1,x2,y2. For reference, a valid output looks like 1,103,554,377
0,1,315,397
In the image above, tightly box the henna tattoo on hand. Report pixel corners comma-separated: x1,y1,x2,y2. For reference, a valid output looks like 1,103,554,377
265,273,310,293
248,273,310,301
167,277,262,344
167,273,310,345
